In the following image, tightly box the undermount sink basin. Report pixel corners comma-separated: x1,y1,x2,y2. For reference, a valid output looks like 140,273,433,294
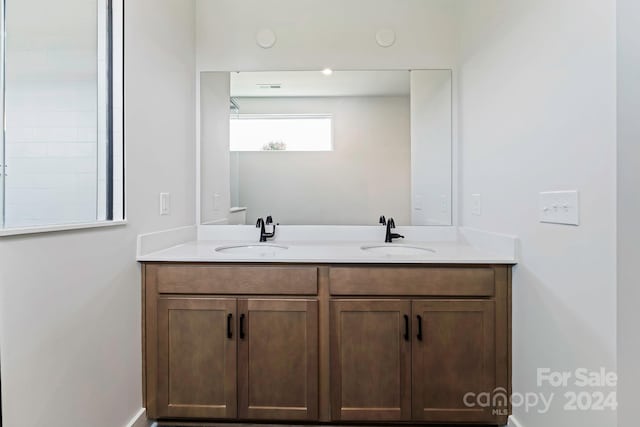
215,244,288,256
361,244,436,256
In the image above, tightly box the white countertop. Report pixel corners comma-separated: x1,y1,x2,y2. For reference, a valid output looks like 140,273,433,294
135,225,518,264
136,239,516,264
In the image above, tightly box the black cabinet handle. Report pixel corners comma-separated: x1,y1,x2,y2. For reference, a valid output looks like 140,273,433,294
417,315,423,341
403,314,410,341
227,313,233,339
240,314,246,339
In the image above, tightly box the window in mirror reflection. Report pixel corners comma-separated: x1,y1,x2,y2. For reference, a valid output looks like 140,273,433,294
230,114,333,152
0,0,124,230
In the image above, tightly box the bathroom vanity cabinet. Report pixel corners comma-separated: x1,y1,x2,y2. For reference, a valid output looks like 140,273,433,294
141,263,511,425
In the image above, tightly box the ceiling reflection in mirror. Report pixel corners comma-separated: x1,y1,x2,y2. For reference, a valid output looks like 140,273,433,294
200,69,452,226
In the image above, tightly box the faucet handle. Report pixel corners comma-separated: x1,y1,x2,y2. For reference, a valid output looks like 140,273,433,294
266,215,273,225
388,218,396,229
379,215,386,225
256,217,264,228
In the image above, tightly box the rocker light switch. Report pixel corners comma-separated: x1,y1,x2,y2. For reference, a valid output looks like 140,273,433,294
160,193,171,216
471,194,482,216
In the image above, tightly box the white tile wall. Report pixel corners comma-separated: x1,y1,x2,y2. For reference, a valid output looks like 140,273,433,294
4,76,99,228
2,0,121,228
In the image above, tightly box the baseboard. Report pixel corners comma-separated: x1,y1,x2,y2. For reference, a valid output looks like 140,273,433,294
126,408,150,427
127,409,521,427
508,415,524,427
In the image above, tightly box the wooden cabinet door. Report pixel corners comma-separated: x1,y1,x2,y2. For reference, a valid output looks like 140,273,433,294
412,300,496,423
156,297,237,419
238,299,318,420
330,299,411,421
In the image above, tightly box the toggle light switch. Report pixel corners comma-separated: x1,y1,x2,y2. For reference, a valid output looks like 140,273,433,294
539,191,579,225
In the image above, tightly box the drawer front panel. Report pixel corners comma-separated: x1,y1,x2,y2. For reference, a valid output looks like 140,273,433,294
153,265,318,295
329,267,494,297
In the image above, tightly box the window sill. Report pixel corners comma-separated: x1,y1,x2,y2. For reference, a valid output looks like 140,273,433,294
0,220,127,237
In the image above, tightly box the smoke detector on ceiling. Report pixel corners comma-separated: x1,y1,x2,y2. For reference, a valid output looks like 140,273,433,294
376,29,396,47
256,28,277,49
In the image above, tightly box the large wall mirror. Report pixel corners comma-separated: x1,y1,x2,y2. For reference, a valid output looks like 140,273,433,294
200,69,452,226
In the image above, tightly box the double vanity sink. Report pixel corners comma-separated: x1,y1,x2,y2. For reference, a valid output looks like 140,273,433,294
138,227,516,426
215,243,436,257
139,234,513,264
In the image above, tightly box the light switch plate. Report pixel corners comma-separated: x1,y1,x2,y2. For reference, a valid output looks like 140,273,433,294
440,195,448,214
159,192,171,216
471,194,482,216
414,195,424,211
539,190,579,225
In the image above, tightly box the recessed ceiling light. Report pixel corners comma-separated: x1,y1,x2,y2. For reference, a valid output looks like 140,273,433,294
322,68,333,76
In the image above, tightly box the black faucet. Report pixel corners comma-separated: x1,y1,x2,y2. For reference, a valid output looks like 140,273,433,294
256,216,277,242
384,217,405,243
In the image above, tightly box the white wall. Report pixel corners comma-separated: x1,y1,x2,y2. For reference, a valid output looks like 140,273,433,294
200,72,231,225
230,96,411,225
457,1,616,427
196,0,459,71
0,1,196,427
616,0,640,425
411,70,452,226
